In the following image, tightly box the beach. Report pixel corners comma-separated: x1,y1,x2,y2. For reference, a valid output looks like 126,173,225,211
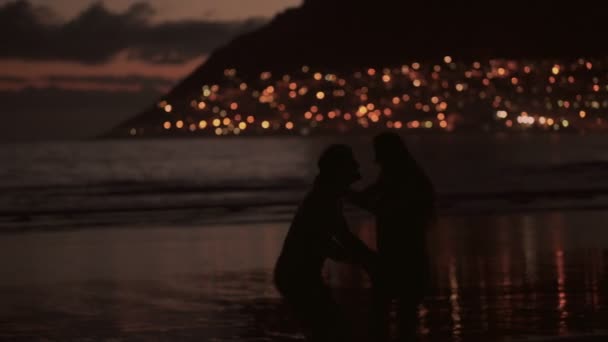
2,136,608,341
1,210,608,341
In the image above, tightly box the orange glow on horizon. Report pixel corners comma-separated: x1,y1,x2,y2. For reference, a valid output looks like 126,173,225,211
0,52,206,92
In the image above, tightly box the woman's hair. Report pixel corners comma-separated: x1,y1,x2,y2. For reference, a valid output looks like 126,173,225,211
373,132,414,167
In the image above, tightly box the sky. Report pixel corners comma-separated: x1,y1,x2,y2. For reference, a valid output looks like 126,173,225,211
0,0,301,141
3,0,299,21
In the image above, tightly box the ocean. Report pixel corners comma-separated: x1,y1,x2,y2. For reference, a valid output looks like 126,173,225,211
2,134,608,230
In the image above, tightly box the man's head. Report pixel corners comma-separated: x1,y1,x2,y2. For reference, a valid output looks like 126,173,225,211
317,144,361,190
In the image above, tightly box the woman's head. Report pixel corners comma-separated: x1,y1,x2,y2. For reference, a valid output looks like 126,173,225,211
373,132,412,168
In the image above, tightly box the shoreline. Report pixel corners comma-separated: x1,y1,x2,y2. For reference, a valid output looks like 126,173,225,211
4,200,608,233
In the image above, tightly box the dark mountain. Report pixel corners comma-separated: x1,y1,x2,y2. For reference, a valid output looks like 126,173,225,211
174,0,606,89
109,0,607,136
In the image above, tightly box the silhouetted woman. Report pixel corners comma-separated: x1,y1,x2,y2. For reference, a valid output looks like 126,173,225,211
349,132,435,340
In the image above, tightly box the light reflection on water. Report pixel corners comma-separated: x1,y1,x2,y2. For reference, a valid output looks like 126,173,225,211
1,211,608,341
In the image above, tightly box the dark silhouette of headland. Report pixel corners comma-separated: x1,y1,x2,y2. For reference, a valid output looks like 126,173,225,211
108,0,606,136
174,0,606,86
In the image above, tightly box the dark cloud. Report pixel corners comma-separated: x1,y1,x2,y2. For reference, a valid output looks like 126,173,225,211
45,75,174,88
0,0,266,64
0,75,25,82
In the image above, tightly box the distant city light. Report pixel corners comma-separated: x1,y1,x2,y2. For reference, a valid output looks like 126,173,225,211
124,56,608,137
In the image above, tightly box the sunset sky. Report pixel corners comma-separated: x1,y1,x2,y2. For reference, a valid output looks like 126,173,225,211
5,0,298,21
0,0,300,141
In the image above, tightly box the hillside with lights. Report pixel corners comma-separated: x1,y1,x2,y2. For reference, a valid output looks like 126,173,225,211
109,0,608,137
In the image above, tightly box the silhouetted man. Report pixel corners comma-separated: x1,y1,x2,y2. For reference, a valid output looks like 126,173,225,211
274,144,378,342
350,132,435,341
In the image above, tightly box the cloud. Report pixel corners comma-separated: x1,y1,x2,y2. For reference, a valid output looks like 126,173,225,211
46,75,174,87
30,74,174,93
0,0,266,64
0,75,25,82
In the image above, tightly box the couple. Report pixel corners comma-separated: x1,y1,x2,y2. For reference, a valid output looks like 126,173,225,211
274,132,435,341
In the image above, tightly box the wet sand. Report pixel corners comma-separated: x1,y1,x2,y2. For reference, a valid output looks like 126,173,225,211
1,211,608,341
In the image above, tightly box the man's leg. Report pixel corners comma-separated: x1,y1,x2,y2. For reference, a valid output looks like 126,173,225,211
287,285,350,342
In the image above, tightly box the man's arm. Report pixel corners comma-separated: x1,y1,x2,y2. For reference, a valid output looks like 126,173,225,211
321,213,379,280
321,237,356,263
346,183,381,214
